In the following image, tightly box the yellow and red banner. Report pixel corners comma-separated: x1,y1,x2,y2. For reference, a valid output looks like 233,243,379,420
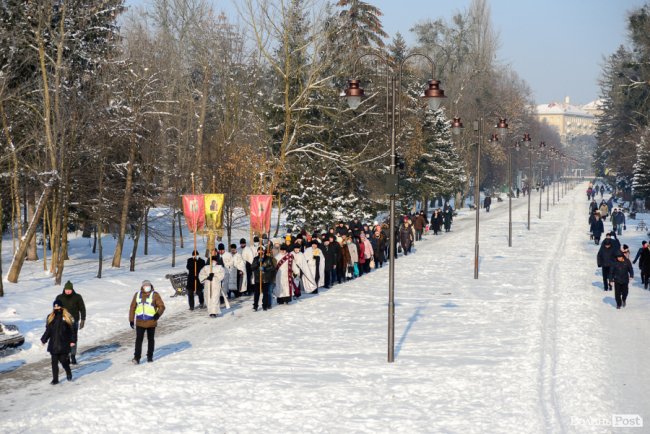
182,195,205,233
250,195,273,235
204,194,225,231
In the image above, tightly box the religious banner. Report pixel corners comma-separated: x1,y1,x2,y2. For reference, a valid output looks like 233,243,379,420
182,195,205,233
204,194,225,231
250,195,273,235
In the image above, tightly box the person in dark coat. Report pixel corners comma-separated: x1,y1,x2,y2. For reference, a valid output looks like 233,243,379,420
589,199,598,215
349,218,363,238
443,204,453,232
606,231,621,251
399,220,413,255
484,196,492,212
41,300,76,384
635,241,650,289
322,236,338,288
186,250,206,311
251,246,277,311
371,226,386,268
597,239,617,291
55,281,86,364
609,251,634,309
590,213,604,245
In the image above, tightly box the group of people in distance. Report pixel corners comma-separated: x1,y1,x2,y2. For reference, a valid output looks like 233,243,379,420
184,207,456,317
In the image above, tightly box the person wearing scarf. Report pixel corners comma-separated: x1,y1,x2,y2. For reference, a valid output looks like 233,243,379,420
274,244,299,304
41,300,76,384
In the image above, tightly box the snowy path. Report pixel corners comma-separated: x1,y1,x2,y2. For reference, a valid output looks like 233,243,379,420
1,185,649,433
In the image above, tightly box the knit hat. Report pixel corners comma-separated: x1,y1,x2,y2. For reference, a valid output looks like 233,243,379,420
615,250,624,258
141,280,152,288
64,281,74,290
53,299,62,308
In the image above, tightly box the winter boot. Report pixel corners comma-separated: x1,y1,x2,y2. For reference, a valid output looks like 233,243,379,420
622,300,626,307
50,379,59,385
66,372,73,381
147,357,153,363
132,358,140,365
71,355,77,365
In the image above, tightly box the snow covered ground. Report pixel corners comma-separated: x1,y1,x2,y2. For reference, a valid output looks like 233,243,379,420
1,183,649,433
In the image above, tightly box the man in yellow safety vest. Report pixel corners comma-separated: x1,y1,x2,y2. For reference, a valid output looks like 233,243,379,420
128,280,165,364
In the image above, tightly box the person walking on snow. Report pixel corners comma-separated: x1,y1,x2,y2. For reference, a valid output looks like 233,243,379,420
129,280,165,364
590,212,604,245
199,255,227,317
609,251,634,309
54,281,85,365
41,300,76,384
612,208,626,236
186,250,205,310
484,195,492,212
597,239,617,291
633,241,649,288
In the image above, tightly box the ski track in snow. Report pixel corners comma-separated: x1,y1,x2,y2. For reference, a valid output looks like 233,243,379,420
1,185,649,433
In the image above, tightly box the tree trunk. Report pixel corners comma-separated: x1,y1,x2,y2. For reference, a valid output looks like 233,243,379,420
7,182,55,283
97,220,103,278
177,208,184,249
92,226,97,254
273,193,282,237
55,185,70,284
129,207,147,272
171,207,176,268
423,196,429,216
26,188,39,261
144,210,149,255
112,138,137,268
43,205,48,271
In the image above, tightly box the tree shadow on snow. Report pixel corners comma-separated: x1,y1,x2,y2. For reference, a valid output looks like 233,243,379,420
153,341,191,360
395,307,423,358
72,359,112,379
78,342,121,363
602,296,617,308
0,359,26,374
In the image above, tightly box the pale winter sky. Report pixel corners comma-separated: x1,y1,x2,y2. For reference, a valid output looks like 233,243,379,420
125,0,647,105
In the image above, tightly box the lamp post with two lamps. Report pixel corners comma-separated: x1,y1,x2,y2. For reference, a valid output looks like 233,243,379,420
343,53,447,363
522,133,533,229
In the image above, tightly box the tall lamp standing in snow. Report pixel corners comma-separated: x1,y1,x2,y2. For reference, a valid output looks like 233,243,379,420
496,119,510,246
538,142,546,219
343,53,446,363
522,133,532,230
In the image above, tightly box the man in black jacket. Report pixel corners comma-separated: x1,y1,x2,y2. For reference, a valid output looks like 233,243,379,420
597,239,618,291
609,251,634,309
55,281,86,364
251,246,277,311
186,250,206,311
323,236,338,288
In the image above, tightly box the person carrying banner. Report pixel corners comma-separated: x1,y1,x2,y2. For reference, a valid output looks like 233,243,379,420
251,245,277,311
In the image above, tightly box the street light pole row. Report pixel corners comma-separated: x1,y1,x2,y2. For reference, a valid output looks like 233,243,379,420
343,53,446,363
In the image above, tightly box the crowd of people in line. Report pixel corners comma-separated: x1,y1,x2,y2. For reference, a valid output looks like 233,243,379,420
39,203,459,382
589,182,647,310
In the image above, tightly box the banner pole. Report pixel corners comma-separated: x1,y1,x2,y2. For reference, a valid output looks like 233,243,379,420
191,173,197,295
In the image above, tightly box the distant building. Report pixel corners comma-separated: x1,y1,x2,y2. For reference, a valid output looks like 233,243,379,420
534,96,600,143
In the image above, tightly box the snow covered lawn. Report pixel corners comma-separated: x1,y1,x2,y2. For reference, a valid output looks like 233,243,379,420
1,184,649,433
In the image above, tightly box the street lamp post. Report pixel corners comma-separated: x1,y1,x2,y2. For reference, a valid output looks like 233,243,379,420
496,119,511,246
343,53,446,363
523,133,532,229
473,119,483,279
538,142,545,219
